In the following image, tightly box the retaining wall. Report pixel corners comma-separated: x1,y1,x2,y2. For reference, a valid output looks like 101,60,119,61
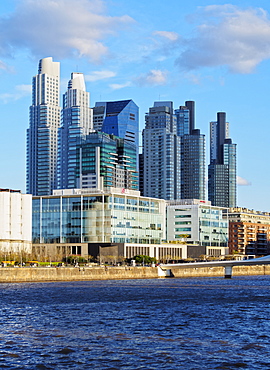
0,265,270,283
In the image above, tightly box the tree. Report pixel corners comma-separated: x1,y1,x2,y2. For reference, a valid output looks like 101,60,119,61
132,255,156,265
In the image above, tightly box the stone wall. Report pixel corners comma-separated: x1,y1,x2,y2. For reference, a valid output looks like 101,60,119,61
0,265,269,283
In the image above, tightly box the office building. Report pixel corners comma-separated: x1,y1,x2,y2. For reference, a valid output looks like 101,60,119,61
175,101,206,200
93,100,139,150
32,187,189,261
26,57,61,196
0,189,32,254
75,131,138,190
166,199,229,257
57,73,92,189
228,207,270,256
208,112,237,207
142,102,181,200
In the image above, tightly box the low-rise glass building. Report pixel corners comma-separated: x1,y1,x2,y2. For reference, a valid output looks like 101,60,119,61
33,188,165,245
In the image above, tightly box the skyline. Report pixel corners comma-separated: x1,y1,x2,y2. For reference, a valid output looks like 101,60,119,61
0,0,270,210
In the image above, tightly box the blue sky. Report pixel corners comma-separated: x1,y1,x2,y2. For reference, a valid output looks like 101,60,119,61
0,0,269,211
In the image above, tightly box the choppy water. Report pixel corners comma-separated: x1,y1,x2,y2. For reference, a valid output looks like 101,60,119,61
1,276,270,369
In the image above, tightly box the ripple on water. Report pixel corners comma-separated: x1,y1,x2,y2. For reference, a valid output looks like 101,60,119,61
1,277,270,369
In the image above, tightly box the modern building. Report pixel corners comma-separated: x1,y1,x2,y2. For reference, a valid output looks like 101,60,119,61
26,57,61,196
93,105,105,132
166,199,229,257
75,131,138,190
228,207,270,256
208,112,237,208
0,189,32,254
32,187,186,261
93,100,139,153
31,188,230,261
175,101,206,200
57,72,92,189
142,101,181,200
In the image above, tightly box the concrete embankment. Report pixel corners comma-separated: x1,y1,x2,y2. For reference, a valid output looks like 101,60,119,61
171,265,270,278
1,264,270,283
0,266,158,283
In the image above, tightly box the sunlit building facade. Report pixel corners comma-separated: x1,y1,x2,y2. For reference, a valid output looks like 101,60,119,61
228,207,270,256
0,189,32,254
75,132,138,190
32,188,165,245
166,199,229,257
26,57,61,196
57,72,92,189
142,102,181,200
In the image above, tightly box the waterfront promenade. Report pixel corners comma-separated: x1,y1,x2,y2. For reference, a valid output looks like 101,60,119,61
1,264,270,283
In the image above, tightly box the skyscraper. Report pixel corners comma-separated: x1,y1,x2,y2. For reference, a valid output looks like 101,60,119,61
208,112,237,207
57,72,92,189
175,101,206,200
93,100,139,148
75,131,138,190
142,102,181,200
26,57,60,196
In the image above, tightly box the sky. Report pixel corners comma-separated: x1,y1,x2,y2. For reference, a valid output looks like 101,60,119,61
0,0,270,211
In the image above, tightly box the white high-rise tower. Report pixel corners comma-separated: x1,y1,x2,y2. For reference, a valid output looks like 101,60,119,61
57,72,92,189
26,57,60,195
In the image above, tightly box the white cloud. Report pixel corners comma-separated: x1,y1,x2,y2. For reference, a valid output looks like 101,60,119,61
109,82,131,90
0,84,31,103
237,176,251,186
85,70,116,82
153,31,179,41
0,0,134,63
176,5,270,73
136,70,168,86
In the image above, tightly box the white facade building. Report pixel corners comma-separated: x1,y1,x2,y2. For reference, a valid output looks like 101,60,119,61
166,199,229,257
0,189,32,253
57,72,93,189
27,57,61,196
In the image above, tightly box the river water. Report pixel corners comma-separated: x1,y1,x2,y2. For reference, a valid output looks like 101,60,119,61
1,276,270,369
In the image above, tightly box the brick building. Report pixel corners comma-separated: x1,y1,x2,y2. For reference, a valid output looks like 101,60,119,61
228,208,270,256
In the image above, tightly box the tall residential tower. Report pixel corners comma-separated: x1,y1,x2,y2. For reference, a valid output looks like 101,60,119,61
57,73,92,189
208,112,237,207
26,57,60,196
175,101,206,200
142,102,181,200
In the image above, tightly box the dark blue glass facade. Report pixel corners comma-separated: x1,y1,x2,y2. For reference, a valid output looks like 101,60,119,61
95,100,139,163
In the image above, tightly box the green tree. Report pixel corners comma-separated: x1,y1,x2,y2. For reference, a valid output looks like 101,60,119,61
132,255,156,265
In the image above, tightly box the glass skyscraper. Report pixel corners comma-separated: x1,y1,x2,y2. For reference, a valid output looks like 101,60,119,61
208,112,237,207
175,101,206,200
75,132,138,190
26,57,60,196
57,72,92,189
142,102,181,200
93,99,139,151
